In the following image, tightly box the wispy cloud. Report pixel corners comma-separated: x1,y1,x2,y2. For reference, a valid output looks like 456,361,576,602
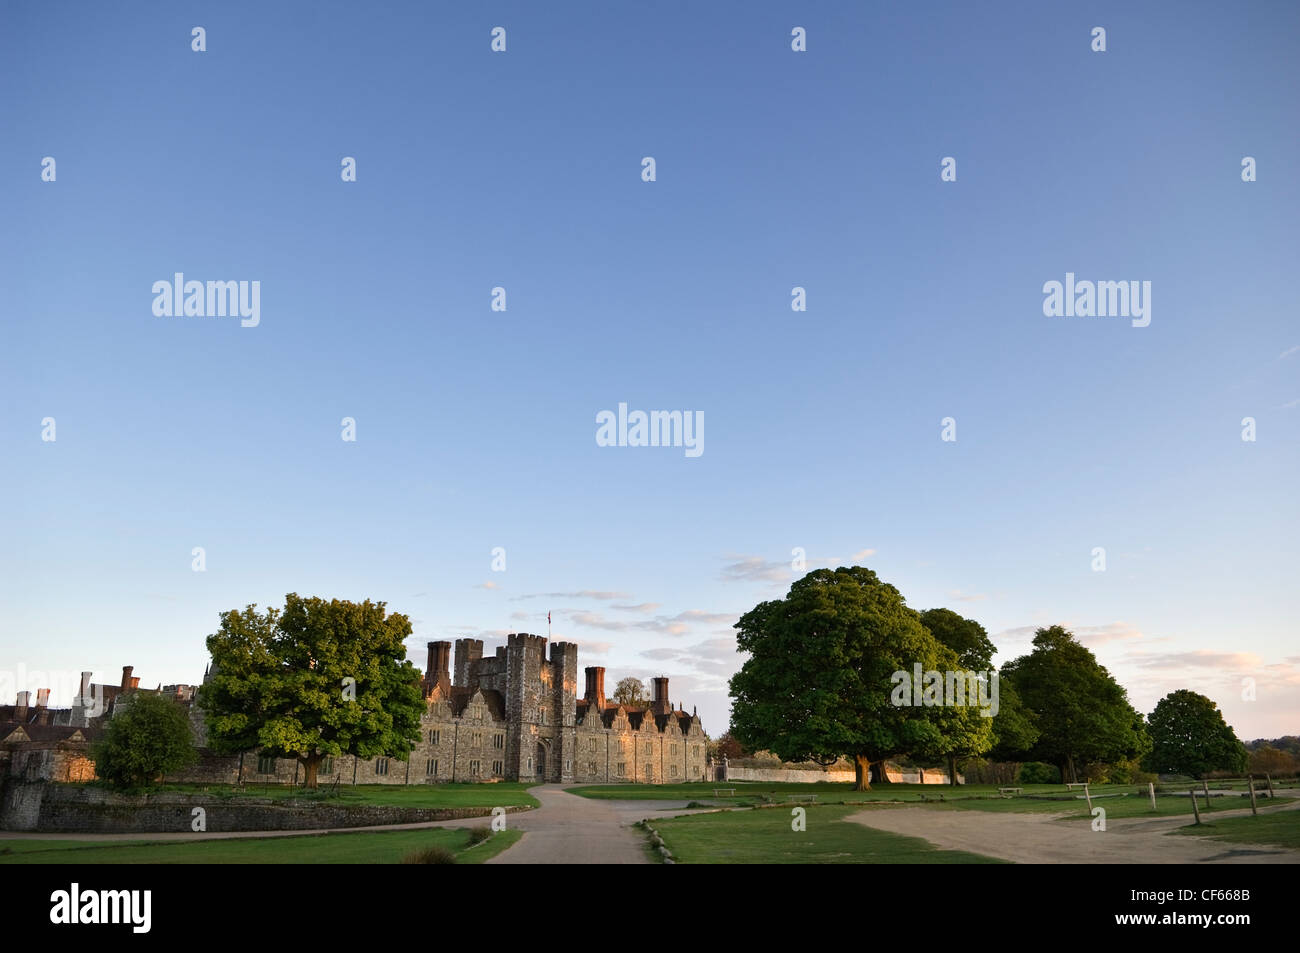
510,590,631,602
720,549,878,585
947,589,988,603
719,555,790,584
475,581,501,590
1279,344,1300,359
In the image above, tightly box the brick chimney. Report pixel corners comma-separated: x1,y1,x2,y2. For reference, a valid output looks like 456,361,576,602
35,688,50,708
15,691,30,721
584,667,605,708
121,666,134,690
652,676,670,715
129,677,140,690
425,641,451,696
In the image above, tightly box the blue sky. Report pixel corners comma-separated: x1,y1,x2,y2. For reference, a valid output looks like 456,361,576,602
2,2,1297,742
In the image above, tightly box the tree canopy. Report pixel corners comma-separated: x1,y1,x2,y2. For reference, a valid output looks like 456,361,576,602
1145,689,1247,779
197,593,425,788
90,691,197,788
729,566,975,790
1000,626,1149,783
612,676,648,707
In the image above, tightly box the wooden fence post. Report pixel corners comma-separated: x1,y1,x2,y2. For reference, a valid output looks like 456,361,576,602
1248,775,1258,816
1148,781,1157,811
1189,788,1201,825
1202,779,1211,811
1084,782,1092,813
1266,774,1275,799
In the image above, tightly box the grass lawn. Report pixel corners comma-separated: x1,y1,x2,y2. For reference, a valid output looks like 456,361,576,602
651,805,1004,864
0,827,522,864
1171,810,1300,850
96,781,539,810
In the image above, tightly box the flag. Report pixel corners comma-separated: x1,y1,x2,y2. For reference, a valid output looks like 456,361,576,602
547,611,551,625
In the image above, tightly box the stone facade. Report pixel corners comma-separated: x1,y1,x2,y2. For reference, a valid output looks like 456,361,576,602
179,633,708,786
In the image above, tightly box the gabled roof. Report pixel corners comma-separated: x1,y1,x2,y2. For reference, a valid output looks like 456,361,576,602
0,723,96,745
447,688,506,721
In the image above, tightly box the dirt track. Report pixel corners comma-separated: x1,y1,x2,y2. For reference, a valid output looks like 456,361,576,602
846,799,1300,864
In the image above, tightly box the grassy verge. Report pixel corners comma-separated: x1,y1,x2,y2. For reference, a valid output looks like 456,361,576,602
77,781,539,810
0,827,523,864
1170,810,1300,850
651,805,1004,864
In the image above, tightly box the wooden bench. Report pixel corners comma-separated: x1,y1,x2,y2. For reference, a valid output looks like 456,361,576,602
997,787,1022,797
712,787,736,798
788,794,818,804
1065,782,1089,790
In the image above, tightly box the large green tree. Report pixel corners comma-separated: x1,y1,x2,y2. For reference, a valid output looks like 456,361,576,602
729,566,968,790
1145,690,1248,779
90,691,198,788
1000,626,1149,783
919,608,998,784
198,593,425,788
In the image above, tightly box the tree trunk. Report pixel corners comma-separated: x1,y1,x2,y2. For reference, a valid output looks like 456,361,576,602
853,754,872,791
948,753,959,786
301,754,320,789
869,760,891,785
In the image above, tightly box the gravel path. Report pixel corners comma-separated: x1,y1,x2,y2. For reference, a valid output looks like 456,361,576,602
846,799,1300,864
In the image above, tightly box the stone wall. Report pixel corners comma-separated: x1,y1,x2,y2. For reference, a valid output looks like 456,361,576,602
722,765,960,784
4,783,529,833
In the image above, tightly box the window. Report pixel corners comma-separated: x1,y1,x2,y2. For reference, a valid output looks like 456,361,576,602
492,760,503,776
320,757,334,775
643,741,652,755
670,744,678,755
539,709,546,725
428,729,440,745
494,733,504,749
588,737,597,752
375,757,389,776
671,765,679,778
644,763,653,779
426,758,438,776
257,755,276,775
587,761,597,774
469,759,481,777
528,757,533,770
617,762,626,777
472,731,482,747
693,745,700,758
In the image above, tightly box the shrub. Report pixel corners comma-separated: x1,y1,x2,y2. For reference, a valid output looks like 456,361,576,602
1106,758,1157,785
401,845,456,864
1019,762,1061,785
466,826,493,846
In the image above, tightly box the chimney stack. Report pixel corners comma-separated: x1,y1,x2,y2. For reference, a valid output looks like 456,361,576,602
121,666,134,690
129,677,140,690
652,676,670,715
35,688,50,708
15,691,31,720
79,672,92,704
584,667,606,708
424,641,451,696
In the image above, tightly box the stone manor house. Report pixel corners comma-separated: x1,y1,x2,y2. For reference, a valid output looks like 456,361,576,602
2,634,710,789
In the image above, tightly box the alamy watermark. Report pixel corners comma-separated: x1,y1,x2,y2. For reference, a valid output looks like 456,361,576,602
595,402,703,458
890,665,999,716
1042,272,1150,327
152,273,260,327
